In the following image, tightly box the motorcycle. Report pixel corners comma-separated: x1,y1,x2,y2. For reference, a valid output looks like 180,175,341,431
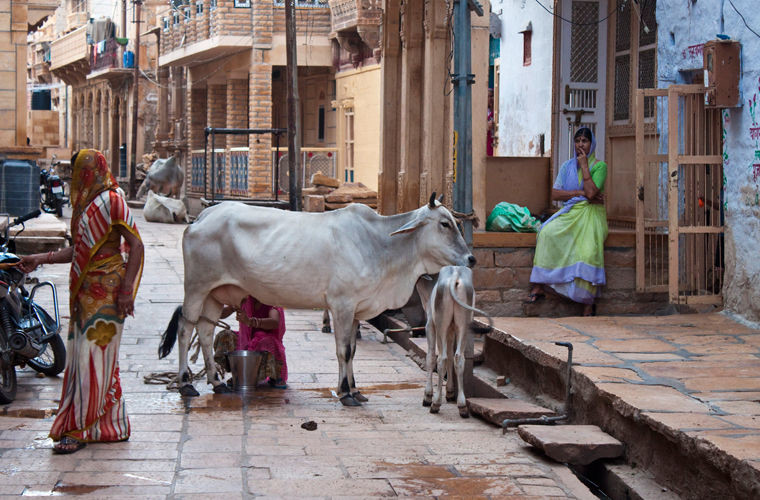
0,210,66,404
40,165,65,217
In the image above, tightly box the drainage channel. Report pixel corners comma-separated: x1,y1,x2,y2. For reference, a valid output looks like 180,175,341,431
371,312,707,500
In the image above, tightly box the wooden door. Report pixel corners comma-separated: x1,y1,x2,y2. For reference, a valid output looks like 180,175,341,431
635,85,724,305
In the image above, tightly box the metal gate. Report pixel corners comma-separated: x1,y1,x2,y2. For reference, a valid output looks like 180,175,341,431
635,85,724,305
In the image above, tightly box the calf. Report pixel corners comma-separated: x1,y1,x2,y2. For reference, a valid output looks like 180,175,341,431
419,266,490,417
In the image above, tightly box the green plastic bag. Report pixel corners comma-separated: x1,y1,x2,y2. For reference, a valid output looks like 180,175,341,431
485,202,541,233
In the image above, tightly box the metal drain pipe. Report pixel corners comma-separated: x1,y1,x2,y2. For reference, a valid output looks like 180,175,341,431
382,326,426,344
502,341,574,432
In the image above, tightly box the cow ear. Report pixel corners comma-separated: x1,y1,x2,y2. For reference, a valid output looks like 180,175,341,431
390,218,426,236
428,192,437,208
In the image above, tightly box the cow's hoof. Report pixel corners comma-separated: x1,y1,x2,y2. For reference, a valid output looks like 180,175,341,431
422,398,432,407
339,394,362,407
179,385,200,397
213,384,232,394
352,391,368,403
429,405,440,414
458,407,470,418
321,326,331,333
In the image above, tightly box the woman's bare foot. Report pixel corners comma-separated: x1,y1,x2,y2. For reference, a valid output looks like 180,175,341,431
524,285,545,304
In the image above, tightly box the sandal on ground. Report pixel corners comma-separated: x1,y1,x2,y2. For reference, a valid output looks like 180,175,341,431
53,436,86,455
523,292,546,304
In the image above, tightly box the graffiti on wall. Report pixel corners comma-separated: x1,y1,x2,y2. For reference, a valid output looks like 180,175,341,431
745,77,760,208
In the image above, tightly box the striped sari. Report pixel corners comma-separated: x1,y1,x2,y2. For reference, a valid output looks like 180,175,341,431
50,150,142,444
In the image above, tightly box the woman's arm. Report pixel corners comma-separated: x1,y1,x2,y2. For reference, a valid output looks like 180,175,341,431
115,225,144,317
17,246,74,273
237,308,280,331
551,188,585,202
578,151,600,199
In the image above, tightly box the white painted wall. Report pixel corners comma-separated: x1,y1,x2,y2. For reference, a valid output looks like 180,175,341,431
492,0,553,156
658,0,760,322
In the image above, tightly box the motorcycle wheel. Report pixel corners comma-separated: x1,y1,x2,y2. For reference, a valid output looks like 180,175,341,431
0,353,17,404
27,334,66,376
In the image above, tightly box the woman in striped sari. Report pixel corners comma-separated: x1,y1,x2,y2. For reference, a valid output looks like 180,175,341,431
19,149,144,454
526,127,608,316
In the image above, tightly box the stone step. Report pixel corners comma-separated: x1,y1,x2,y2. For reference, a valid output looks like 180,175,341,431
517,424,624,466
466,397,555,426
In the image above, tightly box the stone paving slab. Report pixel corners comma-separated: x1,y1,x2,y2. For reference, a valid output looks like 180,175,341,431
488,314,760,497
517,424,624,465
0,208,593,498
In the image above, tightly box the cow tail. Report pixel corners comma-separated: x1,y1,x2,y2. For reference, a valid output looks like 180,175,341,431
159,306,182,359
448,278,494,334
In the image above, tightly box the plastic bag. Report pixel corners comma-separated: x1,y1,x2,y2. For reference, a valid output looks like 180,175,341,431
485,202,541,233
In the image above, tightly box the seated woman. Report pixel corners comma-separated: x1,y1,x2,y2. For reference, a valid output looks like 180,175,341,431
527,127,608,316
222,297,288,388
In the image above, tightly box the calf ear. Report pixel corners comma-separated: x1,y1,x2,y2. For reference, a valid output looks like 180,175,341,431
390,217,426,236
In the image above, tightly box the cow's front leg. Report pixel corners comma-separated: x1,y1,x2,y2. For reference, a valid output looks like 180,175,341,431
332,308,361,406
177,318,199,397
445,332,457,402
347,319,368,402
422,319,436,407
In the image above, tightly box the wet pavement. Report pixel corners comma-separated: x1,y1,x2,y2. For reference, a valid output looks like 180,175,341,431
0,209,595,498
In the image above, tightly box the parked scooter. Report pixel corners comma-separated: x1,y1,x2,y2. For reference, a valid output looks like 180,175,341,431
0,210,66,404
40,166,65,217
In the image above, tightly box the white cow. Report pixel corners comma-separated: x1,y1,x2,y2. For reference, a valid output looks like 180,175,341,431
159,194,475,405
417,266,491,417
137,156,183,199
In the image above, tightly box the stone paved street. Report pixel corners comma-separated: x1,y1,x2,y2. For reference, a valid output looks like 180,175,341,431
0,210,594,498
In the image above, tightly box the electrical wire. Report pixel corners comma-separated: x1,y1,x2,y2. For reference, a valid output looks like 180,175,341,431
533,0,624,26
727,0,760,39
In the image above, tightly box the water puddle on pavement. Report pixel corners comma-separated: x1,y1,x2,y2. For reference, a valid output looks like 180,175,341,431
302,382,423,399
0,408,57,419
23,484,105,496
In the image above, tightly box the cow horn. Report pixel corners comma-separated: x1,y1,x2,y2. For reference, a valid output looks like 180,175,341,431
429,192,437,208
437,193,444,204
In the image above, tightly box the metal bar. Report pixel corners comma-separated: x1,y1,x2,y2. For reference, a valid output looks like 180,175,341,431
211,129,216,204
203,128,208,200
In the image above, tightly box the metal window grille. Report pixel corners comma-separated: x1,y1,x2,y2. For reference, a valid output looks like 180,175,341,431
614,54,630,121
570,1,599,83
191,152,205,192
229,150,249,195
638,0,657,47
615,0,631,52
214,151,225,194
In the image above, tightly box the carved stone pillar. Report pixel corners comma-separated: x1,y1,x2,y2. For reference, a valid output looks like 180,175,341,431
419,0,451,205
397,1,424,213
378,0,401,214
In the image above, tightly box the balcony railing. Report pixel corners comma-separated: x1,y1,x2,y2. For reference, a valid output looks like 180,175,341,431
328,0,381,32
274,0,328,8
190,147,338,197
90,38,120,73
49,26,88,71
272,147,337,194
